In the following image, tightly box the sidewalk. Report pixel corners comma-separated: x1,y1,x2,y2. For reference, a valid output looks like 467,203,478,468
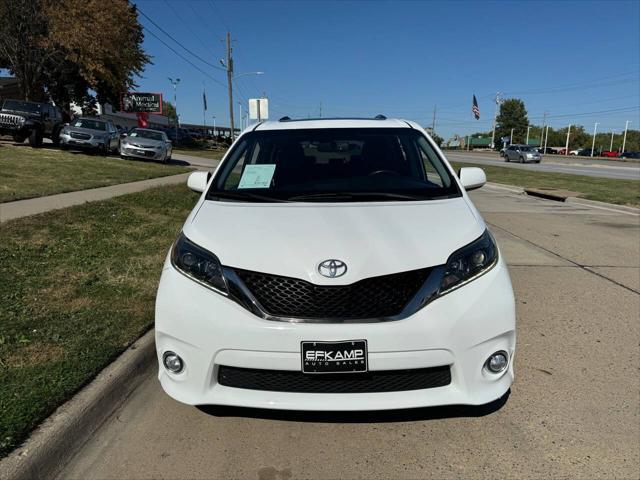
0,173,192,223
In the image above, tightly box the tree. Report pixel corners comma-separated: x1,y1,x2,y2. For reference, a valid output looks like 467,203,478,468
431,132,444,147
0,0,149,106
162,101,177,123
496,99,529,147
0,0,50,101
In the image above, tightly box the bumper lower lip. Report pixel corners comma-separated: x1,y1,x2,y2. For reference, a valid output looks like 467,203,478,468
155,254,516,410
122,145,163,159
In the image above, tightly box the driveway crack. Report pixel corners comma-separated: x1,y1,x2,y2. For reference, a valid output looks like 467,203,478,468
487,222,639,294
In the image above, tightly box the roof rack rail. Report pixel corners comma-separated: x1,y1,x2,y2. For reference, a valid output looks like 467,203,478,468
279,115,388,122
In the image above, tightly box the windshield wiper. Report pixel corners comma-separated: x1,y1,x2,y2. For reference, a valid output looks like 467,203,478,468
207,190,290,203
287,192,426,202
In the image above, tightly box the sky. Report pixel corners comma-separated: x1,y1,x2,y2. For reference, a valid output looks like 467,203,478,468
133,0,639,139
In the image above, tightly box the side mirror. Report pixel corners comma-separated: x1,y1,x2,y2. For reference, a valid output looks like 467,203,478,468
187,171,211,193
459,167,486,191
120,133,127,138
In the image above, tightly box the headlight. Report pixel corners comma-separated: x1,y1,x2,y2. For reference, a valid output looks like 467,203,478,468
171,233,228,294
439,230,498,294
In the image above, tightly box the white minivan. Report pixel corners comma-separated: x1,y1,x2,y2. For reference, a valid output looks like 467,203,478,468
155,117,516,411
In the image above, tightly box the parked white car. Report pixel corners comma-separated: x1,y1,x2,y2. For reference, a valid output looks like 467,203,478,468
155,117,516,411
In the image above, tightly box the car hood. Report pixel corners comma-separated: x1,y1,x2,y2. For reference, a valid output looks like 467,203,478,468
67,126,106,136
183,197,484,285
0,109,35,117
125,137,163,148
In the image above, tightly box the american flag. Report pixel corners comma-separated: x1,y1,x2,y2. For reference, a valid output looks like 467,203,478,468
472,95,480,120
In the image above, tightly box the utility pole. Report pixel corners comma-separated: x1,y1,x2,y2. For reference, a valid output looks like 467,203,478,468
168,77,180,142
490,92,502,149
543,125,549,153
541,111,548,147
622,120,632,153
221,32,235,141
526,126,531,145
610,131,614,152
510,128,514,144
590,122,599,157
212,115,216,138
431,105,437,136
238,102,243,131
565,124,571,156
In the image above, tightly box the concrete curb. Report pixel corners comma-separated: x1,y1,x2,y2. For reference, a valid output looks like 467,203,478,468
0,330,156,480
565,196,640,214
484,182,525,194
483,181,638,215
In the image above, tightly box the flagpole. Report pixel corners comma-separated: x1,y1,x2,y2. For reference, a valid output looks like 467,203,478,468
203,84,207,137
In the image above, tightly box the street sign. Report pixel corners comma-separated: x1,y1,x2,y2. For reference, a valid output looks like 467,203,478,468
249,98,269,120
120,92,163,114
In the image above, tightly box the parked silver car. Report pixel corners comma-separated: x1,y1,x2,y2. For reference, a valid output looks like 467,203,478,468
120,128,172,162
59,117,120,155
504,144,541,163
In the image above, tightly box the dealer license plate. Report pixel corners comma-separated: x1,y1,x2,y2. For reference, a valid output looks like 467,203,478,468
301,340,368,374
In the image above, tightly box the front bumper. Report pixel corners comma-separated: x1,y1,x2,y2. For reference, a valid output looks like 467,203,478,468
59,133,105,150
155,256,516,411
121,144,165,160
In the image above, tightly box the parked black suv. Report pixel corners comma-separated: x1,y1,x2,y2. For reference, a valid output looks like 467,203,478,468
0,99,64,147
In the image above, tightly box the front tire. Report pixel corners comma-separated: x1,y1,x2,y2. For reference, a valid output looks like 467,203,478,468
28,128,43,148
519,156,524,163
12,133,26,143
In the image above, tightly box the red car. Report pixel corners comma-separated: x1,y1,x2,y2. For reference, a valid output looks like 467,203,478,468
600,151,620,158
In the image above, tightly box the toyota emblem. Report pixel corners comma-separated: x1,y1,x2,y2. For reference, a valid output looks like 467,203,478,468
318,259,347,278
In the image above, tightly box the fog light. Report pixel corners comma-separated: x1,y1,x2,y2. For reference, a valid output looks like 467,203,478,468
486,351,509,373
163,351,184,374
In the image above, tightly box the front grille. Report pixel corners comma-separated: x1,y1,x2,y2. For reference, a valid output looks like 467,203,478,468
0,113,22,126
70,132,91,140
234,267,431,319
218,365,451,393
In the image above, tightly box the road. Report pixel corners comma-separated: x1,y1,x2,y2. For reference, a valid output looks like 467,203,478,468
57,186,639,480
446,151,640,180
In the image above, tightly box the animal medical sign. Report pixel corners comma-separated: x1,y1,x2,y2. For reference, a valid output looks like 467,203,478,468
120,92,163,114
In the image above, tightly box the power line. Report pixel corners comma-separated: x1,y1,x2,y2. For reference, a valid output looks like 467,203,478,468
208,0,232,32
141,26,227,89
163,0,212,54
138,8,227,72
530,106,640,120
505,71,639,96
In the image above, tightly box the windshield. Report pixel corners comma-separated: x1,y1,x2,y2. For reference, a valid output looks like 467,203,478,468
519,146,533,151
129,129,164,141
208,128,460,202
2,100,41,114
72,119,107,131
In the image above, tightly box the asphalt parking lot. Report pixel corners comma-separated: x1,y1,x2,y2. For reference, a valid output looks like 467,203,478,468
56,185,639,480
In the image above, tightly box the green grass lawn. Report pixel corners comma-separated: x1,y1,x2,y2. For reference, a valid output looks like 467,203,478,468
172,148,227,160
0,185,198,458
0,143,189,203
451,161,640,207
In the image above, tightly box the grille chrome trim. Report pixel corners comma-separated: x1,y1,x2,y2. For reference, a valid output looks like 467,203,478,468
222,265,445,324
0,113,24,126
217,365,452,393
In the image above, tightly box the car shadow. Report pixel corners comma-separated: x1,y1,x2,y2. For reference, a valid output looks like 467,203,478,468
166,159,191,166
196,390,510,423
